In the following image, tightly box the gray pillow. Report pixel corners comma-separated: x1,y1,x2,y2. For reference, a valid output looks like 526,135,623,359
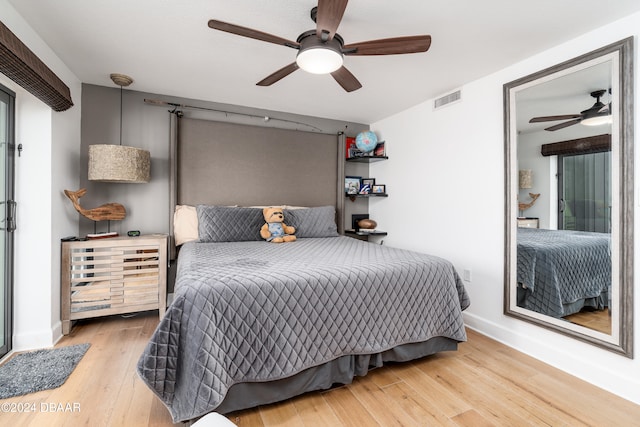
285,206,338,238
197,205,264,242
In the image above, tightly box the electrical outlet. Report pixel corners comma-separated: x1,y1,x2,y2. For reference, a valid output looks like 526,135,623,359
463,269,472,283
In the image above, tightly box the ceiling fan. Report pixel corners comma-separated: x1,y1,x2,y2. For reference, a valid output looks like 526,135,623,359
207,0,431,92
529,89,612,131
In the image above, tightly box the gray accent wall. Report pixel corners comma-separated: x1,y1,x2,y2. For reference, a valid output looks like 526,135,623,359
80,83,368,237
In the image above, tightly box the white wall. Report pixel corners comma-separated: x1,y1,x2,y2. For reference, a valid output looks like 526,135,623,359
370,14,640,404
0,0,81,350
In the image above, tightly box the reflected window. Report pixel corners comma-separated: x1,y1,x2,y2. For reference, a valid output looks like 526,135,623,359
559,151,611,233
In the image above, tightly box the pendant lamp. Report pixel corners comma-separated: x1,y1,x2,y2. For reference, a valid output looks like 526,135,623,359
88,73,150,183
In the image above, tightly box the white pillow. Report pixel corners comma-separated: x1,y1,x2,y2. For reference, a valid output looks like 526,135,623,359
174,205,198,245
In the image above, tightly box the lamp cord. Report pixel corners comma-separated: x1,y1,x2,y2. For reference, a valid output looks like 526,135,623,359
119,85,123,145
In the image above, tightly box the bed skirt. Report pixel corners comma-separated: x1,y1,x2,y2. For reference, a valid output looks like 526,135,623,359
517,284,609,317
216,336,458,415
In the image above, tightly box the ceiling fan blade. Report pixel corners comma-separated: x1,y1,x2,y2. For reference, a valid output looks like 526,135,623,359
316,0,348,41
208,20,299,49
529,114,581,123
545,119,581,131
343,35,431,56
331,66,362,92
256,63,300,86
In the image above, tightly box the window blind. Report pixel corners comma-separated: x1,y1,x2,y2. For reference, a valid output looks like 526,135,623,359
0,20,73,111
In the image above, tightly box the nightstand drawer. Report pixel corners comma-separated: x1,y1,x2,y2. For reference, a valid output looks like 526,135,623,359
517,218,539,228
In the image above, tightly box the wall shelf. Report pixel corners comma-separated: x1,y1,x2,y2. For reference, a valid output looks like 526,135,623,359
345,229,387,237
347,193,388,202
346,155,388,163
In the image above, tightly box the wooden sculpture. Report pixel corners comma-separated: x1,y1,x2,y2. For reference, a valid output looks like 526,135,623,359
518,192,541,212
64,188,126,221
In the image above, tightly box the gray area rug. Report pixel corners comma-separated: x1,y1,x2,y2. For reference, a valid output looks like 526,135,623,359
0,343,90,399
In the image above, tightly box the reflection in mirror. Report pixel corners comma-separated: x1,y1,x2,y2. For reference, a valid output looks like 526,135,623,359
504,37,633,357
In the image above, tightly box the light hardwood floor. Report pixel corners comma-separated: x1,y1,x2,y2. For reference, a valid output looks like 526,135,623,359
2,311,639,426
564,309,611,334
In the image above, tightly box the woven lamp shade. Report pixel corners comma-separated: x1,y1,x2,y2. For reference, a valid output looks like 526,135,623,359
519,169,533,189
88,144,150,183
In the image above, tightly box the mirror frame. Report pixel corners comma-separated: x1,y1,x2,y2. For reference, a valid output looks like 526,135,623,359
503,37,634,357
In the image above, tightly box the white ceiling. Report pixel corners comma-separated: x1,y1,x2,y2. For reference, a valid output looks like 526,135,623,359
9,0,640,124
516,61,613,134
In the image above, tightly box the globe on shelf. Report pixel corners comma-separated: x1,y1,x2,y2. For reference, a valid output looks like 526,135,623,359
355,131,378,153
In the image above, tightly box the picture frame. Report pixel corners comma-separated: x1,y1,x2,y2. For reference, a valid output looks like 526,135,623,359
374,141,386,157
372,184,386,194
359,184,371,194
345,176,362,194
359,178,375,195
362,178,375,187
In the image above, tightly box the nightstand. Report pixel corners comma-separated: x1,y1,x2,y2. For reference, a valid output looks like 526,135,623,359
517,217,539,228
61,234,168,335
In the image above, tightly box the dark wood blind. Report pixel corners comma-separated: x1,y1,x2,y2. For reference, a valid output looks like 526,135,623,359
0,20,73,111
541,134,611,157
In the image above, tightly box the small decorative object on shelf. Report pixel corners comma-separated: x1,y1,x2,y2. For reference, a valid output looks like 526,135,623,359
64,188,125,221
355,130,378,153
87,231,119,239
346,132,386,159
347,215,386,240
518,192,540,217
345,136,357,158
64,188,126,236
358,218,377,230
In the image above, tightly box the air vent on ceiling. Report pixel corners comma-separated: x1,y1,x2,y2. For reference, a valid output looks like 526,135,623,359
433,89,462,110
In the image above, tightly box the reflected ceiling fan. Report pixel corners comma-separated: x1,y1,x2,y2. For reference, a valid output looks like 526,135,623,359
207,0,431,92
529,89,612,131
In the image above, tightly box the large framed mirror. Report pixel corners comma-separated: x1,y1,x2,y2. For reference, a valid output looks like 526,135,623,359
504,37,634,357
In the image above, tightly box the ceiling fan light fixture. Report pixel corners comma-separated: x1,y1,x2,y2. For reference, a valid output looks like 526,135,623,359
581,113,613,127
296,47,343,74
295,30,344,75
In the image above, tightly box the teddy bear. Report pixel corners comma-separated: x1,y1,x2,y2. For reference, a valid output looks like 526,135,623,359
260,207,296,243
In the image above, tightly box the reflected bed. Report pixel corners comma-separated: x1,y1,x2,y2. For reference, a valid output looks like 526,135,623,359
517,228,611,318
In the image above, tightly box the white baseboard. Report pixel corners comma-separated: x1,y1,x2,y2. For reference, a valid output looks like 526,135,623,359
12,329,56,352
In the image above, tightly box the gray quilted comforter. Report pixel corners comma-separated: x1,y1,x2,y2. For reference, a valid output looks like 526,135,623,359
137,236,469,422
517,228,611,317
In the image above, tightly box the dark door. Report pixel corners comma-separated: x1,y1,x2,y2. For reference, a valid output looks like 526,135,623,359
558,152,611,233
0,83,16,358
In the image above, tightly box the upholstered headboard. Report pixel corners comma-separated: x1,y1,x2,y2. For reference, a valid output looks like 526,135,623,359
168,116,345,256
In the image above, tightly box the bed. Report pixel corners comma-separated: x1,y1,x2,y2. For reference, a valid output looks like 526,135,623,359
136,118,470,422
137,205,470,423
516,227,611,318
